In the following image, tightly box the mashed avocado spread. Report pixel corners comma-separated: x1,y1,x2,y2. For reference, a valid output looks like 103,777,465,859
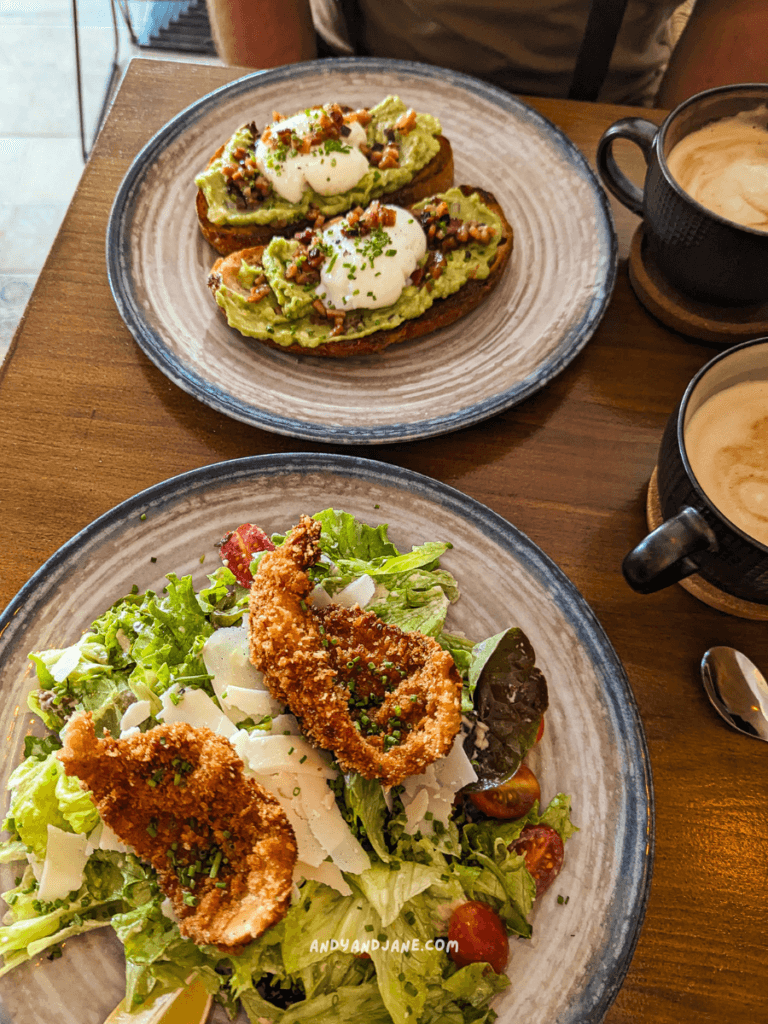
196,97,441,227
213,189,503,350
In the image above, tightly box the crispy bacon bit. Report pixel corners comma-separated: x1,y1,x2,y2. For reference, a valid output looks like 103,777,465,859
339,200,396,238
247,276,271,303
469,223,495,245
409,265,425,288
272,110,285,122
419,200,496,254
284,227,327,286
294,227,316,246
377,144,400,170
329,315,347,337
220,132,272,208
347,107,372,127
394,108,417,133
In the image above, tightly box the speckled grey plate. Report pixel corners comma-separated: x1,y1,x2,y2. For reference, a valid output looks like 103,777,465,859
0,455,651,1024
107,58,617,445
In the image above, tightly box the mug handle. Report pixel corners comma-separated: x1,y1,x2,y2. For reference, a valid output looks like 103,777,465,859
596,118,658,216
622,506,718,594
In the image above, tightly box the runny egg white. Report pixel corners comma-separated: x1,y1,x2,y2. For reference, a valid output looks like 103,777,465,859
316,206,427,312
255,109,369,204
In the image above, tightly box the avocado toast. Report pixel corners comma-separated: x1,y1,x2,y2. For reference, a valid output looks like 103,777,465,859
206,186,513,358
196,97,454,256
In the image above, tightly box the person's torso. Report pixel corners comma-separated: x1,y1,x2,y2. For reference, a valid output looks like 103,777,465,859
312,0,681,105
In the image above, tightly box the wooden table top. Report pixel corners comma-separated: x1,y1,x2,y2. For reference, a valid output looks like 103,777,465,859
1,58,766,1024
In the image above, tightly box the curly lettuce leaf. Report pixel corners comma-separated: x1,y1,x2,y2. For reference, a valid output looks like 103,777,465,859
27,634,130,735
4,752,98,859
460,795,577,936
0,852,152,978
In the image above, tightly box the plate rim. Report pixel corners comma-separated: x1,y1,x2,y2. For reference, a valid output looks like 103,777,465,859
106,57,618,445
0,452,652,1023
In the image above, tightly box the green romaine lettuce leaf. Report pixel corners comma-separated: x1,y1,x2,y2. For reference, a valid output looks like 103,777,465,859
5,752,98,858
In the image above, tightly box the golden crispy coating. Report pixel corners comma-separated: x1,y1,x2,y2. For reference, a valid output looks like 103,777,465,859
58,713,296,952
248,516,462,787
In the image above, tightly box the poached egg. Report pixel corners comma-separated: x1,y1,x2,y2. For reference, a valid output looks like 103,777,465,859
316,205,427,312
255,109,369,204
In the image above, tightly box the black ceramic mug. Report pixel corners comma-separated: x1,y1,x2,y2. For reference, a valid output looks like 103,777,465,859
623,337,768,602
597,84,768,306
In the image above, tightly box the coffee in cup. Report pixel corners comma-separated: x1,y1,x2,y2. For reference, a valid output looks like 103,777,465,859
665,108,768,231
623,337,768,606
684,380,768,546
597,84,768,306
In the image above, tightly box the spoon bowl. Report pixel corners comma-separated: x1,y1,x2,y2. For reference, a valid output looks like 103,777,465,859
700,647,768,742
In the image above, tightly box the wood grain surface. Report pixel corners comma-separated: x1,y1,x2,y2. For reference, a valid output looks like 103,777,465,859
1,58,766,1024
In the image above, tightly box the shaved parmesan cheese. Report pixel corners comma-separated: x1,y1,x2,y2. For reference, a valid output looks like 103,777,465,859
157,686,236,740
401,732,477,835
232,732,336,779
271,714,301,736
86,821,131,856
38,826,89,901
332,574,376,609
403,788,429,834
221,685,281,721
26,853,43,883
299,779,370,875
295,860,352,897
309,585,332,608
160,897,181,924
273,786,329,868
98,823,131,854
120,699,151,734
432,733,478,791
203,625,276,709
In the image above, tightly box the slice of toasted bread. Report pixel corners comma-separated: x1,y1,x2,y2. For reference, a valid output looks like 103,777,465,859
197,135,454,256
207,185,513,358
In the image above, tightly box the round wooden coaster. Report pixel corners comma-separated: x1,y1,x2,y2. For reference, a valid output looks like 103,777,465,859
646,467,768,619
628,226,768,345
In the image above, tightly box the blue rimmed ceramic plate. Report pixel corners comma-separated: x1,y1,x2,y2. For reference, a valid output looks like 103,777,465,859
107,58,617,445
0,454,650,1024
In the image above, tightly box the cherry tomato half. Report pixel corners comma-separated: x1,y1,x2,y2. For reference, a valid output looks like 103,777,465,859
510,824,564,896
468,764,541,820
535,715,545,743
448,900,509,974
220,524,275,587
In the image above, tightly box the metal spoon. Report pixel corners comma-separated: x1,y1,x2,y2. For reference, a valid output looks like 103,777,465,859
700,647,768,742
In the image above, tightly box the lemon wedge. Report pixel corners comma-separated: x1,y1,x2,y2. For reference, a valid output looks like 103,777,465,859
104,976,212,1024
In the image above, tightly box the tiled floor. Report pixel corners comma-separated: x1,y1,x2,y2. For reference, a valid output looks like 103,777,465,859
0,0,221,364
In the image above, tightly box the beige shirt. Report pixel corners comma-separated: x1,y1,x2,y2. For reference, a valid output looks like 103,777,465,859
311,0,681,106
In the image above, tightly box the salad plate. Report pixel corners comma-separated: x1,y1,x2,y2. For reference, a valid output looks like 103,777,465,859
107,58,617,445
0,454,651,1024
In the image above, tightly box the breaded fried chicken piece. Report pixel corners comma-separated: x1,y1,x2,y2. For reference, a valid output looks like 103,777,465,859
59,712,296,952
248,516,462,787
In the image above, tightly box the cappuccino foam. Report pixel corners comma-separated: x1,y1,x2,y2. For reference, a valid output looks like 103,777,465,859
666,109,768,231
685,380,768,547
